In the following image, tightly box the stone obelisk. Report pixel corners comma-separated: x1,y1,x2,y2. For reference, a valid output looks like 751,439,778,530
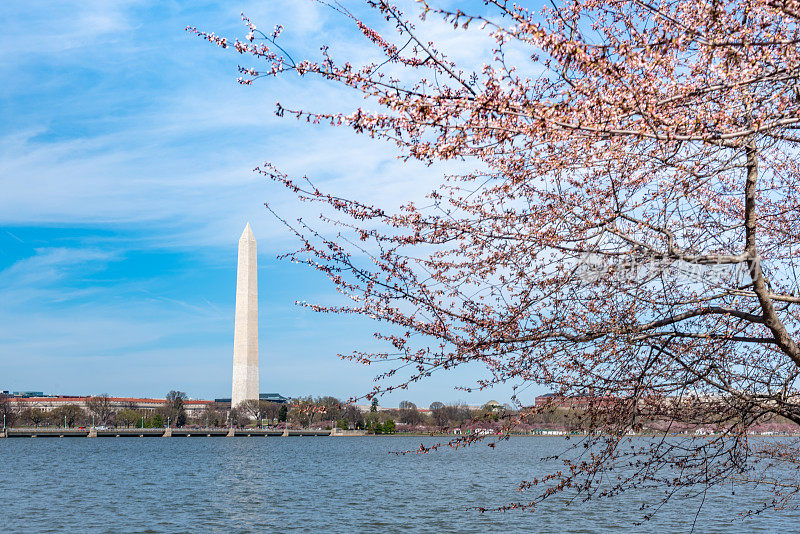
231,223,259,409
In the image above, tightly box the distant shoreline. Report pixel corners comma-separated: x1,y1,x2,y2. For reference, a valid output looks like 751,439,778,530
4,428,798,439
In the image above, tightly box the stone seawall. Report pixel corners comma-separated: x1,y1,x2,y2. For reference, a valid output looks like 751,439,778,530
1,428,334,438
330,428,368,436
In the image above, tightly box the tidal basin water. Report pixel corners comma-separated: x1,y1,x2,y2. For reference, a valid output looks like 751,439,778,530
2,436,797,533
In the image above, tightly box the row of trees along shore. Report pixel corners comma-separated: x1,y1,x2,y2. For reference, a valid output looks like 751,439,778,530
232,397,513,431
233,396,799,434
1,391,515,431
0,393,590,432
189,0,800,517
4,391,796,437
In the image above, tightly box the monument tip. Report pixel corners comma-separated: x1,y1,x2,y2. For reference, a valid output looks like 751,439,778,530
241,222,255,241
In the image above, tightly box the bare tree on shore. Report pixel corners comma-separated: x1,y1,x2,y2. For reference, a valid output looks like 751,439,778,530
0,394,16,427
238,400,284,426
165,390,187,427
86,394,115,426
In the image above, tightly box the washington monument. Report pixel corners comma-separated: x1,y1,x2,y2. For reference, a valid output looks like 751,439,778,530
231,222,259,409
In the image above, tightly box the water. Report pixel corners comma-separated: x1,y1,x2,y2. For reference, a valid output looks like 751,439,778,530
1,436,796,533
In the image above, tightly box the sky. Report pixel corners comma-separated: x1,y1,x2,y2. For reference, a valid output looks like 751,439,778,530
0,0,534,406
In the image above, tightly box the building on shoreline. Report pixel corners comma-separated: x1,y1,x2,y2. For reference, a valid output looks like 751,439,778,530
7,396,212,419
213,393,289,410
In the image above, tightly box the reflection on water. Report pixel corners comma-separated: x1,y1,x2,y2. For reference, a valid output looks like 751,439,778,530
1,436,795,533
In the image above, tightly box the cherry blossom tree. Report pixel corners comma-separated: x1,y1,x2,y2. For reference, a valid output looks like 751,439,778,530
291,397,331,428
191,0,800,517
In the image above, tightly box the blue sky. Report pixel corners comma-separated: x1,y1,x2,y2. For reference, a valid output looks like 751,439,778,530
0,0,527,405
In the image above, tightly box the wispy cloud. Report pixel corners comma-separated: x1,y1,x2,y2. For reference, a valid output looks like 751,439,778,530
0,1,136,62
0,247,117,292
